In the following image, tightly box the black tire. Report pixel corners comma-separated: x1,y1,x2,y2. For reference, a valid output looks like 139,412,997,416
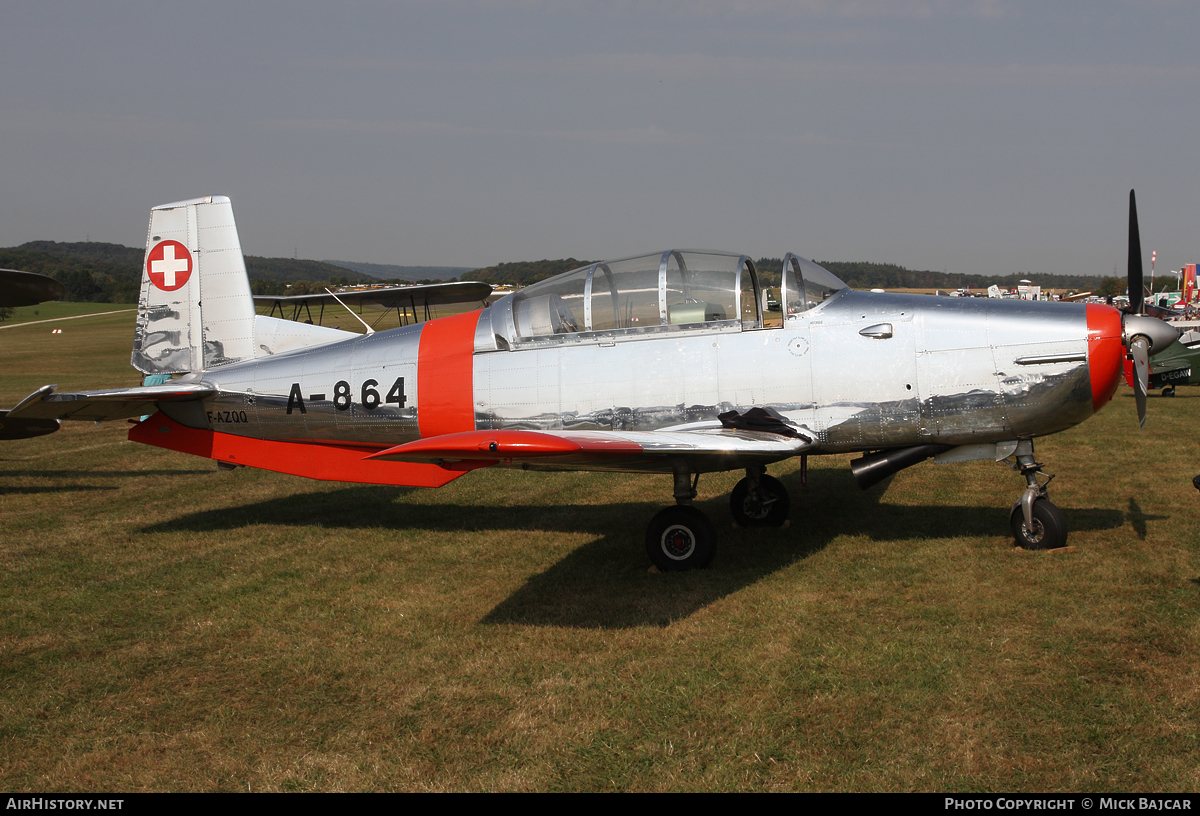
1162,386,1176,397
1009,499,1068,550
646,506,717,571
730,475,791,527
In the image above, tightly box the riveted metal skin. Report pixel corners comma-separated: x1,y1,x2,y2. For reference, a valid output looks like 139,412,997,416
172,281,1113,476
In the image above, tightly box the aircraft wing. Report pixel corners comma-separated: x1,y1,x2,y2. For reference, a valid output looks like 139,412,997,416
6,383,215,422
365,426,815,473
0,268,67,308
254,281,493,310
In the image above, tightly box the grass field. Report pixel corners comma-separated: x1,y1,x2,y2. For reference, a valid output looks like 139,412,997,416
1,307,1198,792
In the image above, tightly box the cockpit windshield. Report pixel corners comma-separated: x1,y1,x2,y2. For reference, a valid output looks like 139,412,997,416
780,254,848,319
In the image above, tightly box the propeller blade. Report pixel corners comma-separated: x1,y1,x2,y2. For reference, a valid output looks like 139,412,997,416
1131,335,1150,429
1128,189,1144,315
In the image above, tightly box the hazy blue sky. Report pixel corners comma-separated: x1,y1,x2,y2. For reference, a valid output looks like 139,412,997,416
2,1,1197,279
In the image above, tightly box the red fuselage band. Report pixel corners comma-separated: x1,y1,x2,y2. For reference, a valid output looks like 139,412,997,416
417,310,480,439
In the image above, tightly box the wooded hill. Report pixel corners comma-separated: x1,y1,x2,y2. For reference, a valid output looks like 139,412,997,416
471,258,592,286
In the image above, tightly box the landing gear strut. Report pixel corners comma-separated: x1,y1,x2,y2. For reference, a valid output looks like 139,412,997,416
1007,440,1067,550
645,464,793,571
645,466,715,571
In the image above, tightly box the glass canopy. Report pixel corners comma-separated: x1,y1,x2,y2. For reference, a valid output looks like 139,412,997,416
502,250,847,342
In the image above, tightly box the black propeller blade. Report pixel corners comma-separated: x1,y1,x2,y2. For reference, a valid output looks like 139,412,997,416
1129,190,1148,425
1123,189,1181,428
1128,189,1144,315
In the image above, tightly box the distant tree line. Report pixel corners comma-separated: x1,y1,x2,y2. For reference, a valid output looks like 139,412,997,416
0,245,141,303
471,259,591,287
1,241,1118,305
0,242,374,304
795,260,1104,294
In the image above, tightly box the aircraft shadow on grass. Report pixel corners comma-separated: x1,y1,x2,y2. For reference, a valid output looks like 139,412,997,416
0,483,117,495
0,468,212,495
143,468,1126,628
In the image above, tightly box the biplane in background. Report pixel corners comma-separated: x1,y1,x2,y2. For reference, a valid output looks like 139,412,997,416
4,193,1179,569
255,280,493,331
0,268,65,440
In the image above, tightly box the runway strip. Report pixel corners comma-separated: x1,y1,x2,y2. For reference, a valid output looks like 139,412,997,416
0,308,136,330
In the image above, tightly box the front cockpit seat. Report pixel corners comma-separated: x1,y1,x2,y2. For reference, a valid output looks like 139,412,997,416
515,294,580,336
668,301,727,325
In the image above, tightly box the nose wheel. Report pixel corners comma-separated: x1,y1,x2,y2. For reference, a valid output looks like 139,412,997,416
1006,440,1068,550
1009,498,1067,550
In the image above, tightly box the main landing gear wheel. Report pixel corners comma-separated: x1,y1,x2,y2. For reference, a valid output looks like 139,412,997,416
730,474,790,527
646,506,717,572
1162,386,1176,397
1010,498,1067,550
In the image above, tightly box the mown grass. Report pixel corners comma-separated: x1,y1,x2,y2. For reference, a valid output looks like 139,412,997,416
1,310,1198,791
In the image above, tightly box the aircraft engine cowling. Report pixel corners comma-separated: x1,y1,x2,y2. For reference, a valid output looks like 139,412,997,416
1085,303,1125,414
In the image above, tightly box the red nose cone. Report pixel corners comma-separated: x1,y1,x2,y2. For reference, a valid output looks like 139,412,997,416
1086,303,1124,412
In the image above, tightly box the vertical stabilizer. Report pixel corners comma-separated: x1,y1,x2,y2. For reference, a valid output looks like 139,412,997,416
132,195,256,374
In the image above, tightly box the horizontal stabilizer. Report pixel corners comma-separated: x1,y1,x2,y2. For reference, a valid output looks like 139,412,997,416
252,315,355,357
0,409,60,440
7,382,215,422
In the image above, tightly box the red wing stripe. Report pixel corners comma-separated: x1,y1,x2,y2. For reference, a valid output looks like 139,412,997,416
129,413,482,487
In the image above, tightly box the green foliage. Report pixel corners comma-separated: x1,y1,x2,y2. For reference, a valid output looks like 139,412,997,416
283,280,334,296
1097,277,1124,298
243,256,373,284
18,240,143,267
250,279,290,297
0,246,140,303
754,258,784,288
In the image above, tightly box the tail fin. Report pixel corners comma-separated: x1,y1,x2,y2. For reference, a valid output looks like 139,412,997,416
132,195,256,375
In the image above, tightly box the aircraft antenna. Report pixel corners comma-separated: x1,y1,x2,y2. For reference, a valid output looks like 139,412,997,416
325,288,375,334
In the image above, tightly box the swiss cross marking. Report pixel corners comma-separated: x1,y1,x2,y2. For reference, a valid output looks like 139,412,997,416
146,240,193,292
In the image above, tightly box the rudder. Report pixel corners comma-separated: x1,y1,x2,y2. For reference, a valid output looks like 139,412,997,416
132,195,256,374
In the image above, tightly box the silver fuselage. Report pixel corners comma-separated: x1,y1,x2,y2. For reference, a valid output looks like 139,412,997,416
169,290,1098,469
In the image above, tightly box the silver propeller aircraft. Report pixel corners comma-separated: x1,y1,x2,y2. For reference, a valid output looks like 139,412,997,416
5,192,1179,569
